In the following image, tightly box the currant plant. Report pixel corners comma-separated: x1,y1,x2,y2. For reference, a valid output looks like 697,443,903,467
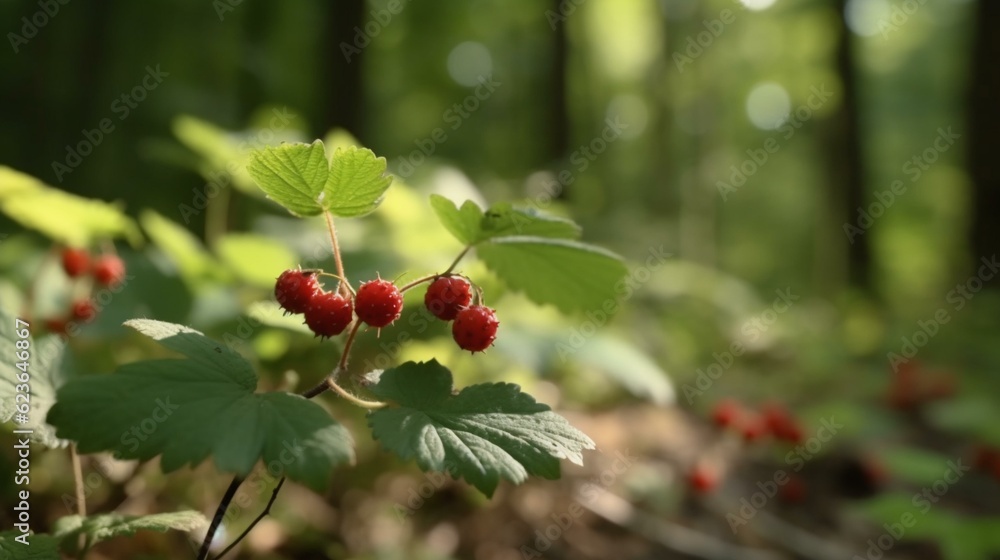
3,138,629,558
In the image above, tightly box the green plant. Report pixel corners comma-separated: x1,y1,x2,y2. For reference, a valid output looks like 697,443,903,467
1,138,629,558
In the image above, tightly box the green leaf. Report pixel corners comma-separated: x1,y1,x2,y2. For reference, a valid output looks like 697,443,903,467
0,166,45,202
571,336,674,405
323,146,392,217
481,203,581,240
0,168,141,246
46,320,353,490
0,308,72,448
140,210,219,284
245,301,315,336
430,194,483,244
215,233,296,289
52,511,208,545
0,531,60,559
247,141,329,217
477,236,628,313
881,446,957,486
430,196,582,246
366,360,595,497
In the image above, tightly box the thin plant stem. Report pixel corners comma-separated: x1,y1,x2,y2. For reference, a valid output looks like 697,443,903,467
323,211,349,296
196,476,244,560
214,477,286,560
70,444,86,554
443,245,471,276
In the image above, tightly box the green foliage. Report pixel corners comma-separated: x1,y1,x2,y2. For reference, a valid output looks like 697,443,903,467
140,209,219,285
0,532,60,559
0,166,141,246
0,512,206,559
857,494,1000,560
366,360,595,496
572,336,674,405
430,195,580,244
430,195,628,313
0,307,71,447
53,511,208,547
46,320,353,490
880,446,957,485
477,237,627,313
216,233,297,289
246,141,391,218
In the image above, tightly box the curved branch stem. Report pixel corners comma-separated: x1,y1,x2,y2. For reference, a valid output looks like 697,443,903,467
196,476,244,560
214,477,286,560
443,245,471,276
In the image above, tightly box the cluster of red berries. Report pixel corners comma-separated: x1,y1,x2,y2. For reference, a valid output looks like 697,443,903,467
711,399,805,444
274,270,499,352
46,248,127,334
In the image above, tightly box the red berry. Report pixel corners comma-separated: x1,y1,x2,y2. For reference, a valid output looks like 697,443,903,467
92,255,126,288
304,291,353,338
45,318,68,335
688,464,717,494
761,402,803,442
71,300,97,322
761,402,790,433
61,248,90,278
274,269,321,314
452,305,499,353
354,279,403,328
739,413,767,443
424,276,472,321
711,398,742,428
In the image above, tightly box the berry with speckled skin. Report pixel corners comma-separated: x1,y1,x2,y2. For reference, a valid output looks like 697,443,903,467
304,292,353,338
275,269,321,315
424,276,472,321
355,279,403,328
451,305,499,353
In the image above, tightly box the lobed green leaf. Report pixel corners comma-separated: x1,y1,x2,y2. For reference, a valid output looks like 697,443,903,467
46,320,353,490
367,360,595,497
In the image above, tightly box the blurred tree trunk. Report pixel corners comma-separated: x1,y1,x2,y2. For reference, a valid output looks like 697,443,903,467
967,0,1000,264
549,0,570,199
818,0,869,294
322,0,365,139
